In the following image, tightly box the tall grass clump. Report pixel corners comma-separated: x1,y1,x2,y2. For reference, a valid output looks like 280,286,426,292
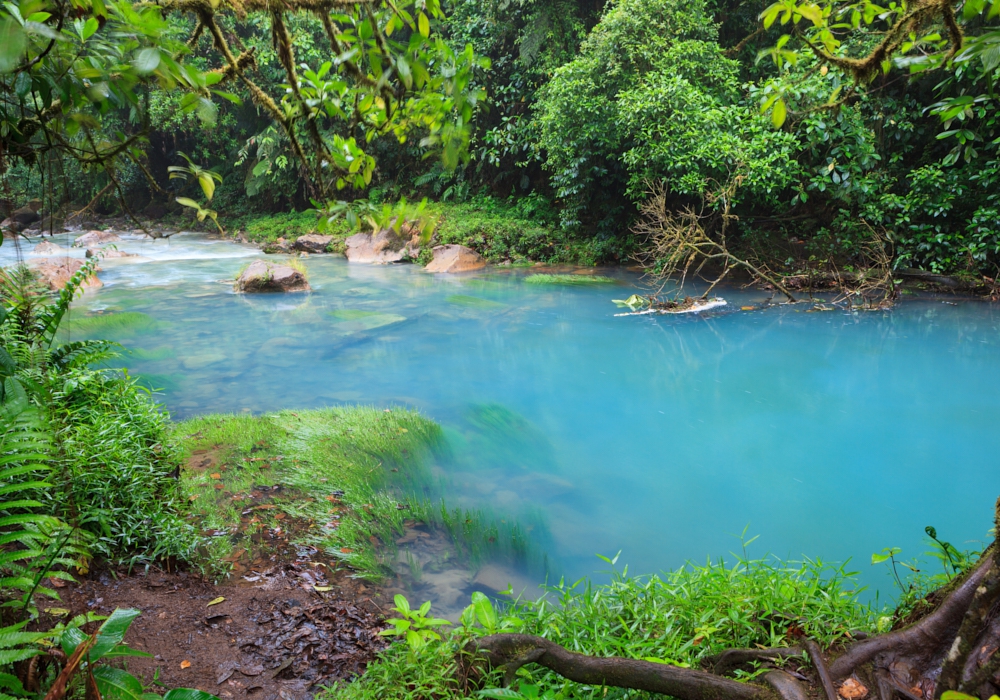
325,549,879,700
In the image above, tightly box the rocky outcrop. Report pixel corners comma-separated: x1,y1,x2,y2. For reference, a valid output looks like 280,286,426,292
12,205,40,228
86,247,137,259
73,230,121,247
425,244,486,273
29,258,102,291
36,215,65,233
235,260,310,293
263,237,292,254
33,240,68,255
292,234,335,254
344,228,420,264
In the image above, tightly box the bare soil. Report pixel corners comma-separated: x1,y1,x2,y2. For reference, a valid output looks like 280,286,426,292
51,560,392,700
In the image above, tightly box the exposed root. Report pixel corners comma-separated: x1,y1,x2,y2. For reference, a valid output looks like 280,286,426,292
463,634,766,700
711,647,803,676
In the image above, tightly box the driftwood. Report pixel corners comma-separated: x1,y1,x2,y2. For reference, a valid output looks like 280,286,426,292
461,498,1000,700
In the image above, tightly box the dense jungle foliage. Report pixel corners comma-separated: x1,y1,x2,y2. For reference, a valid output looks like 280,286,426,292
2,0,1000,275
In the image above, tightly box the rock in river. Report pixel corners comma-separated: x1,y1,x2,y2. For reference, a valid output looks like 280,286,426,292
86,247,137,259
235,260,310,293
425,244,486,273
29,258,102,291
263,237,292,254
292,234,335,254
33,240,68,255
73,230,121,247
344,228,419,264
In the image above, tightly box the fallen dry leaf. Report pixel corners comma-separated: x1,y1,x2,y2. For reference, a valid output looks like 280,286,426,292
207,596,226,606
314,586,332,592
741,306,754,311
210,473,222,480
180,660,191,669
838,678,869,699
340,548,353,554
214,483,224,490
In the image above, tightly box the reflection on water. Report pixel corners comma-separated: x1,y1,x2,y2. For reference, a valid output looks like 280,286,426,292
8,230,1000,598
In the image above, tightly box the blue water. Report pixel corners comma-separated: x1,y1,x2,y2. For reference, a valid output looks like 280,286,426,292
10,230,1000,598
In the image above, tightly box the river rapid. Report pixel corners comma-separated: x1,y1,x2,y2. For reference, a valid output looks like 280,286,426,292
8,229,1000,602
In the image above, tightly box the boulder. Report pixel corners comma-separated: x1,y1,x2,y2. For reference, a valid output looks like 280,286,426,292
29,258,102,292
73,230,121,247
33,241,68,255
344,228,420,264
11,206,39,227
235,260,310,293
86,247,137,259
263,237,292,254
292,234,335,254
425,244,486,273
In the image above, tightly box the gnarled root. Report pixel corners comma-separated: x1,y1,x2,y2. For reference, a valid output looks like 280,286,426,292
462,633,768,700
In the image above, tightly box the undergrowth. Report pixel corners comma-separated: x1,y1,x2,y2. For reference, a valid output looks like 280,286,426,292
325,552,880,700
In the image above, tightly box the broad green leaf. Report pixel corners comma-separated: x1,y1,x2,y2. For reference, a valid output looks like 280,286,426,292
771,98,787,127
471,592,497,631
92,667,143,700
0,17,27,73
81,16,97,39
162,690,218,700
175,197,202,209
197,173,215,201
418,11,429,37
133,48,160,75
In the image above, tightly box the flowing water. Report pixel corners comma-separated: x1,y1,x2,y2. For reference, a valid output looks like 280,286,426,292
9,230,1000,601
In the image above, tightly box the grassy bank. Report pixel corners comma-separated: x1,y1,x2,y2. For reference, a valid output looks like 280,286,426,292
226,198,634,266
175,407,445,580
324,552,881,700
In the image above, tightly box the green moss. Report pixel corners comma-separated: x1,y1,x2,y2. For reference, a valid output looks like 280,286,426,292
229,211,354,246
523,273,617,285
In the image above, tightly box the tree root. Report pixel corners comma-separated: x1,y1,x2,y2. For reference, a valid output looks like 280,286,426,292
710,647,802,676
463,634,766,700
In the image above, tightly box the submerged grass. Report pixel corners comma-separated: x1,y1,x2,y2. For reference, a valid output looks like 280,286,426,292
325,552,880,700
523,274,617,285
61,311,165,338
175,407,446,580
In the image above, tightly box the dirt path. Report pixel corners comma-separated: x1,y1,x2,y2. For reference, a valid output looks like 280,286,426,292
56,564,391,700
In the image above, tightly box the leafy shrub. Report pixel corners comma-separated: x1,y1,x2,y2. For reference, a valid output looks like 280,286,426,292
1,261,198,566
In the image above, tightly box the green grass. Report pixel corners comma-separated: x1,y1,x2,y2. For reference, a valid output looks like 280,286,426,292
324,552,882,700
523,274,617,285
175,407,446,580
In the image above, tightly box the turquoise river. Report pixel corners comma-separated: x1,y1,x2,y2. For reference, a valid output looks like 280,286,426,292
8,230,1000,601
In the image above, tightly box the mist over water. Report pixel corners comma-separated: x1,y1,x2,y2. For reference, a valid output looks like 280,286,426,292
10,230,1000,599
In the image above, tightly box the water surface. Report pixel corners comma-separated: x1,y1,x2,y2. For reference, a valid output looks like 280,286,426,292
10,231,1000,598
